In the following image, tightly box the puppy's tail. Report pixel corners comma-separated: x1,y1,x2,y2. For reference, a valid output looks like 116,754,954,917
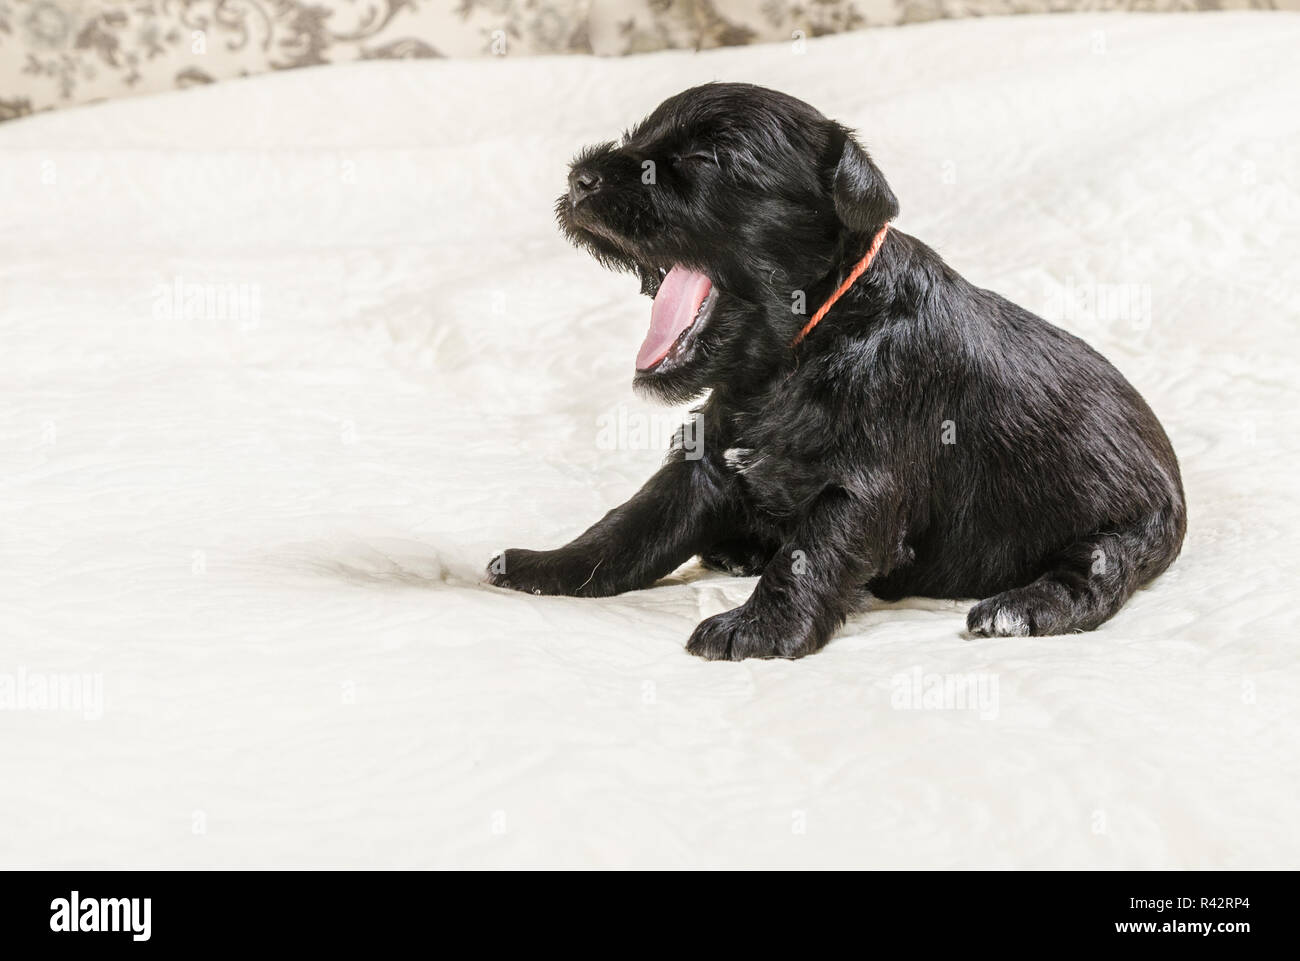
966,499,1186,637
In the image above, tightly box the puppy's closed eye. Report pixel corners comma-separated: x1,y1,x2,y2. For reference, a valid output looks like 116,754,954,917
671,150,718,167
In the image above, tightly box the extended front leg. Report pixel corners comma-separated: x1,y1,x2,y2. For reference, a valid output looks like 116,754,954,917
686,487,887,660
487,456,732,597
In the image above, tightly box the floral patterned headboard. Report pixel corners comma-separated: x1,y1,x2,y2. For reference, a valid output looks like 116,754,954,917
1,0,1293,122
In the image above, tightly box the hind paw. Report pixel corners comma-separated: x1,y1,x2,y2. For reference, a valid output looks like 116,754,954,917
699,550,766,577
698,539,776,578
966,585,1067,637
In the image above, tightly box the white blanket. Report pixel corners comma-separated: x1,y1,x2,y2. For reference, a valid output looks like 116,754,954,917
2,12,1297,869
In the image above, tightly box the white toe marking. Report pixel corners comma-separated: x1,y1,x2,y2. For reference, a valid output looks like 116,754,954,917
992,609,1030,636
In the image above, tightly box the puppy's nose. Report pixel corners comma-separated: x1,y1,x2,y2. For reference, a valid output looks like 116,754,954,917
568,167,602,205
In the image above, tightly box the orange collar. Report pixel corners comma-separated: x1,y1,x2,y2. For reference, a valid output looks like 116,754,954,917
792,223,890,347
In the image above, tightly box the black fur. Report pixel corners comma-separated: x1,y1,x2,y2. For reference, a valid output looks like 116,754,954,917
486,83,1186,660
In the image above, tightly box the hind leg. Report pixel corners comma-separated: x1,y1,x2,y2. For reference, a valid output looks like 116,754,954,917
967,505,1185,637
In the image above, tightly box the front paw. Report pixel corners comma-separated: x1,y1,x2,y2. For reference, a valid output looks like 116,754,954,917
485,547,610,597
686,605,816,661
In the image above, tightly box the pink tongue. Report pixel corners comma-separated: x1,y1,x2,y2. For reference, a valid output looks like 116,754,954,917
637,266,712,371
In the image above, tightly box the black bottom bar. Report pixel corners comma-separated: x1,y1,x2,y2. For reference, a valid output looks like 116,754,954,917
0,870,1284,949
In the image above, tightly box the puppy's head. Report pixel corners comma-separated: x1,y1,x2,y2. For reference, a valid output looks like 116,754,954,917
557,82,897,403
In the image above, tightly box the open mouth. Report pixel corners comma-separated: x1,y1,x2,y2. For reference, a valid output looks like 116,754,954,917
636,265,717,372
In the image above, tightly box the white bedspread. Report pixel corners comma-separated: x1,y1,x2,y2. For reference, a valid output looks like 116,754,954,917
2,12,1298,869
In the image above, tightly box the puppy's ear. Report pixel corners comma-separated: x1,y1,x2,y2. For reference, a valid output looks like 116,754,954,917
831,131,898,233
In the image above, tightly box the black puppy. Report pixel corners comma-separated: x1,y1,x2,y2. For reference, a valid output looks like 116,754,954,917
487,83,1185,660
